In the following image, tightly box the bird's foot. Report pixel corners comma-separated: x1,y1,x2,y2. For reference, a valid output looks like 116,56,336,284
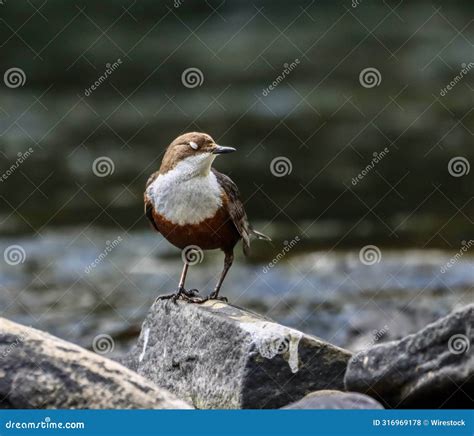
208,291,228,302
156,287,200,304
179,292,208,304
181,288,200,298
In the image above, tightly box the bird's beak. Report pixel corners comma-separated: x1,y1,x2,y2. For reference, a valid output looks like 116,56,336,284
212,145,236,154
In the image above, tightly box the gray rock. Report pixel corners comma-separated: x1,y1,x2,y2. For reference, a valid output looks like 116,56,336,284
125,300,352,409
345,305,473,408
0,317,191,409
282,390,384,409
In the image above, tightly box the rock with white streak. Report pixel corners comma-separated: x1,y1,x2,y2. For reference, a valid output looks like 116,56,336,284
125,300,352,409
0,317,191,409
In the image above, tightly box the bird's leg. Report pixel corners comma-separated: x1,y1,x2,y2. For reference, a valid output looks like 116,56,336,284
156,262,200,302
177,261,196,297
209,251,234,302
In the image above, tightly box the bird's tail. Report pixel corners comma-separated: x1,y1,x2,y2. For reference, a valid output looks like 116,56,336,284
250,228,272,242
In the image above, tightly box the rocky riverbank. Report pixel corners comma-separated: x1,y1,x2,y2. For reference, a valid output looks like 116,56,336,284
1,230,473,358
1,301,471,409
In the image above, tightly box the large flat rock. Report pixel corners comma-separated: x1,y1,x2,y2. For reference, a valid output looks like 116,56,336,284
345,305,473,408
0,318,191,409
125,300,352,409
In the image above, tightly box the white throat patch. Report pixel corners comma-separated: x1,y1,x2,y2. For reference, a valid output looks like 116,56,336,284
147,155,223,225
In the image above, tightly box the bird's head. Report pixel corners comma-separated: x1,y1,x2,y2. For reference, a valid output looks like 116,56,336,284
159,132,236,176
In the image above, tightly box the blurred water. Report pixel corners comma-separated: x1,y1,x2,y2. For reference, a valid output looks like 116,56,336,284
0,0,473,245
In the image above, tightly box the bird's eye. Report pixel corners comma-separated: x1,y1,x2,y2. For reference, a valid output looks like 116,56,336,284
189,141,199,150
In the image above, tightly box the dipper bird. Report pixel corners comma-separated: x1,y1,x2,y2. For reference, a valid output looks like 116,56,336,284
144,132,271,303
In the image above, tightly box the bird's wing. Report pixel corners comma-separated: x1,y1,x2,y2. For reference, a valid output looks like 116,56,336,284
212,168,251,256
144,171,160,233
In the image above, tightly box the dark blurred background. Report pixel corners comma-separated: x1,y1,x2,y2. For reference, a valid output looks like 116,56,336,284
0,0,472,355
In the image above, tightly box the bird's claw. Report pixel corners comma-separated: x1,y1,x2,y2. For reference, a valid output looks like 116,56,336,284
183,288,200,297
156,288,228,304
156,287,204,304
208,291,228,302
155,293,176,302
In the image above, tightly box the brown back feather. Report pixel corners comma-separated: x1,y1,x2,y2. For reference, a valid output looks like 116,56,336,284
212,168,251,256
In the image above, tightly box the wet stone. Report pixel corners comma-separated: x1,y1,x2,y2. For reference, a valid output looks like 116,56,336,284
125,300,352,409
344,305,474,408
